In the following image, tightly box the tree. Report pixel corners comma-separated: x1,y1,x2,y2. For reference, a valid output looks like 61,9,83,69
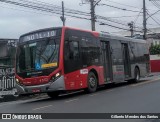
150,44,160,55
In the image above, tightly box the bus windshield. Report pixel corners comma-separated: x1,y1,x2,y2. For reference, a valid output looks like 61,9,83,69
16,38,60,73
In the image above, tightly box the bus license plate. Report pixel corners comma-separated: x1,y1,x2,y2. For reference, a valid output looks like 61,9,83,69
32,89,41,93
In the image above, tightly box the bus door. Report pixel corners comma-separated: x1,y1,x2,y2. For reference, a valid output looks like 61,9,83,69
121,43,131,78
101,41,113,82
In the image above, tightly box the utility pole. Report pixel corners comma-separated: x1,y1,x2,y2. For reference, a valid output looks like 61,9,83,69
90,0,101,31
60,1,66,26
90,0,96,31
143,0,147,40
81,0,101,31
128,21,134,38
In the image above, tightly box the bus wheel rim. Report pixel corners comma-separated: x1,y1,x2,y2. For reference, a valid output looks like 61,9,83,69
136,69,140,80
136,73,139,80
89,76,96,88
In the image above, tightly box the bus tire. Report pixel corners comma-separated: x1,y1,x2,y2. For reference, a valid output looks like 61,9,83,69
86,72,98,93
47,91,59,99
134,67,140,82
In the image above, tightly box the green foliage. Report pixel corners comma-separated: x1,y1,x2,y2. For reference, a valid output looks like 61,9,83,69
150,44,160,55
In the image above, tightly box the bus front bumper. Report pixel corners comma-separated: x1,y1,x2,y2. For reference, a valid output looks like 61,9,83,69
15,76,65,95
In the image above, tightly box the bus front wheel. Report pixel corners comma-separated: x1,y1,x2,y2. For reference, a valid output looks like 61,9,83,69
86,72,98,93
47,91,59,99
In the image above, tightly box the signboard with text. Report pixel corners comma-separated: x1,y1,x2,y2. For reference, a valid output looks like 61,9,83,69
0,67,16,96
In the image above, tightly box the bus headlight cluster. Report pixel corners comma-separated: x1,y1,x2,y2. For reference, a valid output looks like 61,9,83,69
16,78,23,85
16,78,19,83
55,72,60,77
51,72,61,82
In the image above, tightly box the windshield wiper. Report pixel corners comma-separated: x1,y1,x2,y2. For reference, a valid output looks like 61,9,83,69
20,68,36,72
47,39,57,63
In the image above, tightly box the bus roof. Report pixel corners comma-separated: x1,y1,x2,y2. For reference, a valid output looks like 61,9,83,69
19,27,62,38
99,33,146,44
63,27,146,44
19,26,146,44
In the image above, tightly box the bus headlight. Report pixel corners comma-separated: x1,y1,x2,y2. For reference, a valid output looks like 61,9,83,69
55,72,60,77
16,78,23,85
51,72,61,81
16,78,19,83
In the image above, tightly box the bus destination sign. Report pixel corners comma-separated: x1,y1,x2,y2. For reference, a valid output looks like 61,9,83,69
20,30,57,42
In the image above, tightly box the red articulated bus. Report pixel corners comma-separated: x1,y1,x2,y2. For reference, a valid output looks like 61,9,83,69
15,27,150,98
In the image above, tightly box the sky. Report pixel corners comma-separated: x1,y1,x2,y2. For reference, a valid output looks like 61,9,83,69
0,0,160,39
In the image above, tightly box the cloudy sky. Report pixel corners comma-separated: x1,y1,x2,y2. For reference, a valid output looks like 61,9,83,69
0,0,160,39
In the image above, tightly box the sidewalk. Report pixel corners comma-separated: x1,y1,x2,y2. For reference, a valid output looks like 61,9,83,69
149,72,160,77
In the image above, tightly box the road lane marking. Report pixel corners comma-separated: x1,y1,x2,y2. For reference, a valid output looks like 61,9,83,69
130,78,160,87
65,98,78,103
32,105,53,111
105,89,114,92
0,100,29,107
0,95,49,107
121,86,127,89
89,93,99,97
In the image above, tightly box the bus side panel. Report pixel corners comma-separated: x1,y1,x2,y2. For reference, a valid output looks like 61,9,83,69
64,66,104,91
129,42,149,78
64,70,87,90
110,40,125,82
97,66,105,85
63,29,104,90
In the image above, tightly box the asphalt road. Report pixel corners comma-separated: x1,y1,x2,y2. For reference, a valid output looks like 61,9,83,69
0,75,160,122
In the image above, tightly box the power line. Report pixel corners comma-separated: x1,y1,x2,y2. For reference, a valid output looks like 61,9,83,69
146,9,160,20
134,8,143,23
98,22,130,31
98,21,142,33
1,0,91,17
0,4,59,17
147,11,160,26
21,0,91,16
0,0,145,32
0,0,132,30
151,1,159,9
105,15,143,19
104,0,141,9
96,15,128,27
97,14,144,31
0,0,91,20
105,0,160,12
99,3,142,13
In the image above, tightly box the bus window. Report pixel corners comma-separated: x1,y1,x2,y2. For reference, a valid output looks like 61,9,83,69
69,41,80,60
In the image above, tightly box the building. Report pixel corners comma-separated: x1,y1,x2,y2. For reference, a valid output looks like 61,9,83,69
0,39,18,98
112,27,160,46
0,39,18,66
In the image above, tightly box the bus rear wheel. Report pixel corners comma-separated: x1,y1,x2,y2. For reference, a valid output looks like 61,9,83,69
134,67,140,82
86,72,98,93
47,91,59,99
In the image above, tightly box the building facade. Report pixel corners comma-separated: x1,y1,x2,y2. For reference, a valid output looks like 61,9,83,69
112,27,160,46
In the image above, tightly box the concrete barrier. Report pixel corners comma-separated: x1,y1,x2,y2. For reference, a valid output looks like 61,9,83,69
150,55,160,72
